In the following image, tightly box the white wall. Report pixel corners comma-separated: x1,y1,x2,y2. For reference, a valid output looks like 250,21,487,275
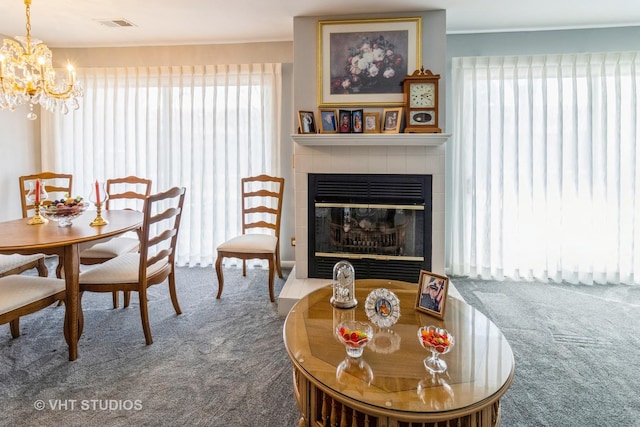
0,104,40,221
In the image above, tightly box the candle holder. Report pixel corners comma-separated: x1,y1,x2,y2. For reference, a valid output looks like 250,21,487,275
27,201,48,225
26,180,48,225
89,181,109,227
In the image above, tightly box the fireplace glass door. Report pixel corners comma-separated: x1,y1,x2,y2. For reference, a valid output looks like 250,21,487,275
314,203,424,261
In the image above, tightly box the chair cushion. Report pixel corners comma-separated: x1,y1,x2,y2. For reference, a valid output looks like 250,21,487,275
79,253,167,284
0,254,45,275
79,237,140,259
0,276,65,315
217,234,277,254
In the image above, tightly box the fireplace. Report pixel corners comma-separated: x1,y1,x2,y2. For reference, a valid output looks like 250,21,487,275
308,173,432,283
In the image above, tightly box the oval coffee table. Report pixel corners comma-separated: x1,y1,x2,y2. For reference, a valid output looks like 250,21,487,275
283,279,514,426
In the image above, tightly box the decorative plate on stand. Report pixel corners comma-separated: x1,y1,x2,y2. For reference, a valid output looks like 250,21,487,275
364,288,400,328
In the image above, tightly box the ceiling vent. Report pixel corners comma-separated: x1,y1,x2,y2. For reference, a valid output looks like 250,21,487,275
96,19,136,28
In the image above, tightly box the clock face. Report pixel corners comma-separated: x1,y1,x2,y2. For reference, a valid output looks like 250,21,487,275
410,110,436,126
409,82,435,108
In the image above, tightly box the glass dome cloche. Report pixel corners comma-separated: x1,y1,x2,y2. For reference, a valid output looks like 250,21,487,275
330,260,357,309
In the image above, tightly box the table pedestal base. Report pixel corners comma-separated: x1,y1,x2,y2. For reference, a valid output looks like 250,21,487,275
294,367,502,427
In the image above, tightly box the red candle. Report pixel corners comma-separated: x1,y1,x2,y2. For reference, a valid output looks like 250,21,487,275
35,179,41,204
95,180,101,204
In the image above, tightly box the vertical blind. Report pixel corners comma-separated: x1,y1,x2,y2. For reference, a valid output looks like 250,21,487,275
41,63,282,267
450,52,639,285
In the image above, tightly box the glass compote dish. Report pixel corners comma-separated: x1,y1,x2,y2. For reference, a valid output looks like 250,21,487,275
417,325,455,373
336,320,373,358
41,196,88,227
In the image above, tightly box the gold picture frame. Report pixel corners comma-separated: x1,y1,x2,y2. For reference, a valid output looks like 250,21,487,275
318,17,422,107
318,109,338,133
382,107,403,133
363,112,380,133
415,270,449,319
298,110,317,134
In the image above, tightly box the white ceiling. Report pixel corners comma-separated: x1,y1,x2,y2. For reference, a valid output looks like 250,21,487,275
0,0,639,48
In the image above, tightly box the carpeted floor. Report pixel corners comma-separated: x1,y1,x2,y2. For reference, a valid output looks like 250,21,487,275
2,264,639,427
0,264,299,427
452,277,640,427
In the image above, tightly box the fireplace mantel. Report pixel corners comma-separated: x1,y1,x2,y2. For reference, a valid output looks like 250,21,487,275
292,133,451,146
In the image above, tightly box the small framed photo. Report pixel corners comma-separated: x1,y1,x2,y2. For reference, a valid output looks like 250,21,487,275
298,111,317,134
338,109,352,133
364,112,380,133
318,109,338,133
351,109,364,133
382,107,403,133
415,270,449,319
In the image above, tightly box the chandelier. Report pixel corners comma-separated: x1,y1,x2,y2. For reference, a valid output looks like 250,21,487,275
0,0,82,120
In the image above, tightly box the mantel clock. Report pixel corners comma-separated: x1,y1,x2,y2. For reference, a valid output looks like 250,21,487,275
402,67,441,133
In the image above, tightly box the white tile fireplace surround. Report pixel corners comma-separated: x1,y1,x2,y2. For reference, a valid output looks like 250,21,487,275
277,133,451,316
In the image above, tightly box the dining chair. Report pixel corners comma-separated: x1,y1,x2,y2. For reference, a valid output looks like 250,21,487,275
19,172,73,219
78,176,152,308
0,254,48,279
78,186,186,345
215,175,285,302
0,275,65,339
18,172,73,279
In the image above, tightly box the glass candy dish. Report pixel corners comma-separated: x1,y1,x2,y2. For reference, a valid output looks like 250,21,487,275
336,320,373,358
417,325,455,373
41,198,88,227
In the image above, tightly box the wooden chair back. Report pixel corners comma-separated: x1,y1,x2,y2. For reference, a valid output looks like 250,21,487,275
19,172,73,218
241,174,285,240
138,186,186,286
105,176,152,211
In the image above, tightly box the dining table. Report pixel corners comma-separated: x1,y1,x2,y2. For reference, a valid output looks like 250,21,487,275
0,210,143,360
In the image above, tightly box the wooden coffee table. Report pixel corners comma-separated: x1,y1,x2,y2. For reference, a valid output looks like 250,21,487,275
283,279,514,427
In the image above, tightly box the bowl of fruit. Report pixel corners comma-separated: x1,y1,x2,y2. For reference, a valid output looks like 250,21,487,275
41,195,87,227
418,326,455,373
336,320,373,358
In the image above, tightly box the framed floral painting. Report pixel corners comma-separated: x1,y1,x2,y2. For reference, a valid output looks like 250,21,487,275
318,17,422,107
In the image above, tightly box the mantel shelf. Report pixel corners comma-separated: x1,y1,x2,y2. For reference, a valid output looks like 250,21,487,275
292,133,451,147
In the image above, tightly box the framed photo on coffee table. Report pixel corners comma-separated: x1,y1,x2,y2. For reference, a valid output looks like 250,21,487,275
415,270,449,319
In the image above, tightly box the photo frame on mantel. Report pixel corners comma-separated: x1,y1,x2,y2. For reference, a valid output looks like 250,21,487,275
318,17,422,107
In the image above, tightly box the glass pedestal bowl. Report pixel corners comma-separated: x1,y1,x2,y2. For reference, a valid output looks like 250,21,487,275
417,326,455,373
336,320,373,358
41,203,88,227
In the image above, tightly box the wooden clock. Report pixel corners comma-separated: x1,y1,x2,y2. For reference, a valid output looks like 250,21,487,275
402,67,441,133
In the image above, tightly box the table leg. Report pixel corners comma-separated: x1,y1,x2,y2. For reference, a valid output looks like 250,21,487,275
62,244,80,361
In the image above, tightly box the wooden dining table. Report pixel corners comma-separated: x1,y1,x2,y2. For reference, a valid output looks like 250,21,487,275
0,210,143,360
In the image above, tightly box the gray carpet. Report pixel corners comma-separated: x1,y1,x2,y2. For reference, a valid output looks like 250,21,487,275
1,263,299,427
3,266,640,427
452,277,640,427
